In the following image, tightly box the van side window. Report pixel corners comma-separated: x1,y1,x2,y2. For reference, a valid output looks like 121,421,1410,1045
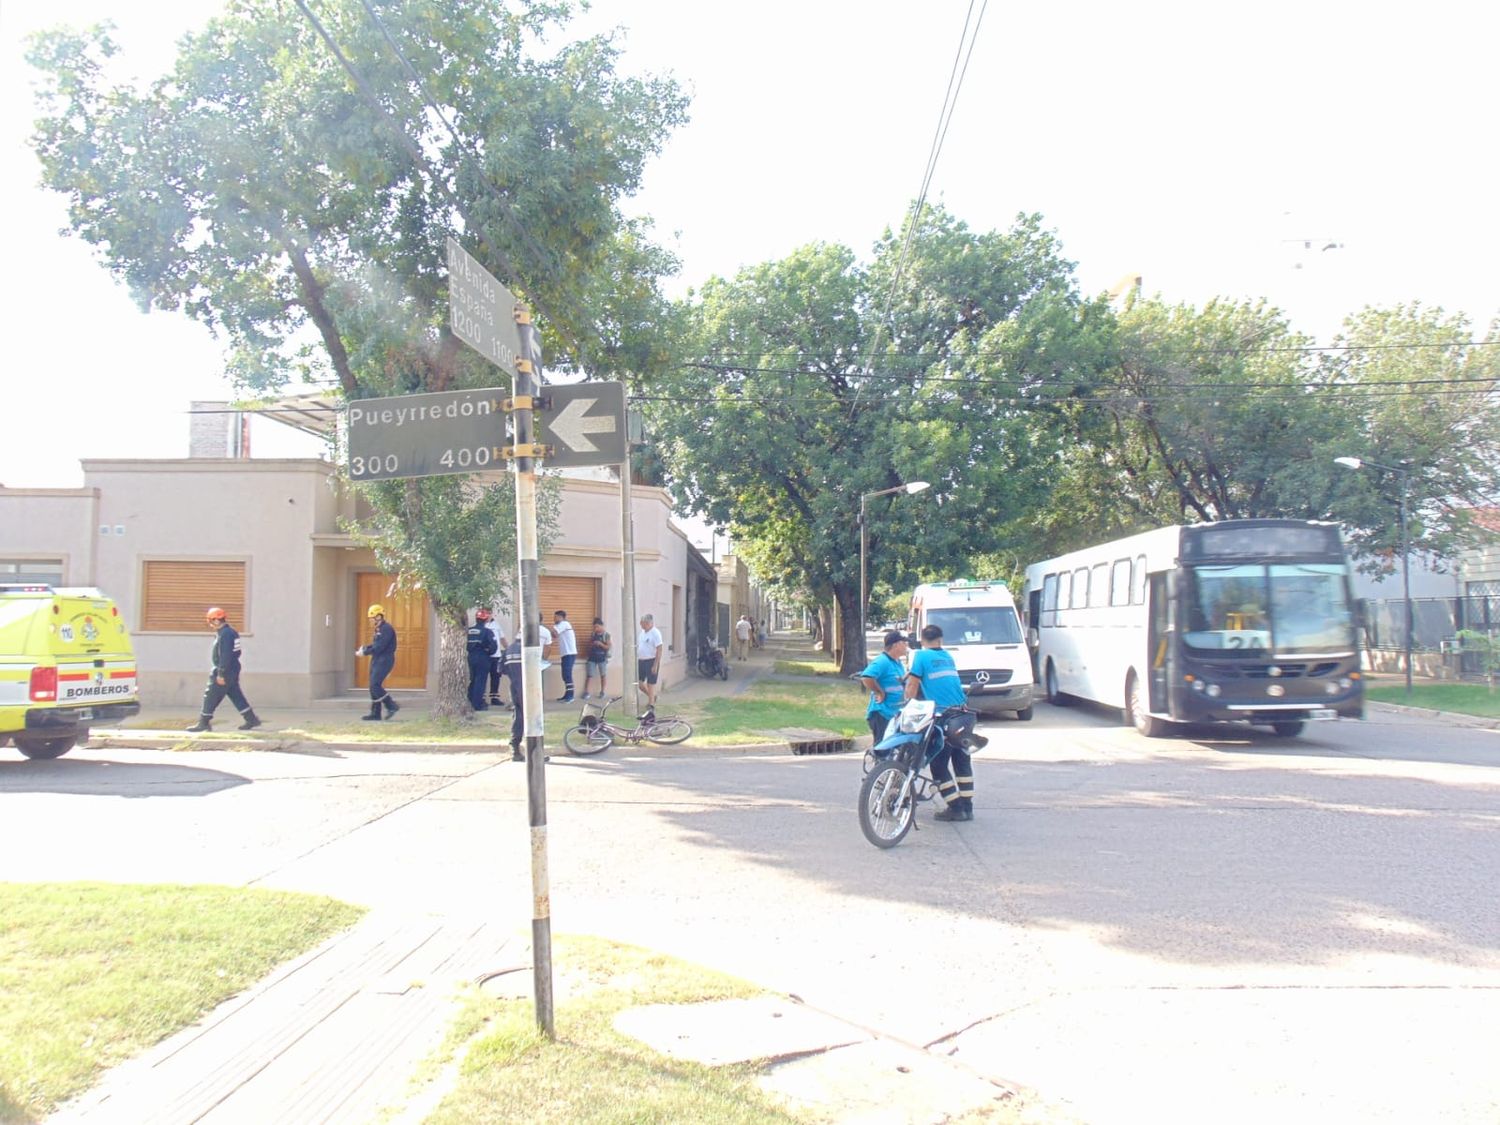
1110,558,1131,606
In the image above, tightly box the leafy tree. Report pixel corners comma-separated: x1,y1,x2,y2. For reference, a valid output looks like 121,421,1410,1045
28,0,686,715
652,207,1094,674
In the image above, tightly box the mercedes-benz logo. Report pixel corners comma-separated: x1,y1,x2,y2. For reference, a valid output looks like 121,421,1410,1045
973,671,990,684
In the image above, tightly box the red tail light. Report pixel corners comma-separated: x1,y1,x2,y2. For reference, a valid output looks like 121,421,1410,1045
30,666,58,702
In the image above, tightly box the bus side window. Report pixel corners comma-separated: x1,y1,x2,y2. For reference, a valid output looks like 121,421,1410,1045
1132,555,1147,605
1090,563,1108,607
1042,573,1058,626
1074,567,1090,611
1111,558,1131,606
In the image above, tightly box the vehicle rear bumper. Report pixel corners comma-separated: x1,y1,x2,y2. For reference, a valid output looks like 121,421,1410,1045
25,702,141,732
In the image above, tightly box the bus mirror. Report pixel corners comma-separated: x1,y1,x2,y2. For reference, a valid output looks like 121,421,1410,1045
1026,627,1040,650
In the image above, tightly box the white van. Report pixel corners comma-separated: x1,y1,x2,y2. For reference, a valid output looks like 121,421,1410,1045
908,581,1034,720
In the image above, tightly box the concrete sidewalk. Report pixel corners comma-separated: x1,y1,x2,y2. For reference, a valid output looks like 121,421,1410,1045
91,630,854,757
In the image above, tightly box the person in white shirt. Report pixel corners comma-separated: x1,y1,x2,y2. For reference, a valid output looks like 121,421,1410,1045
552,609,578,702
733,614,752,660
484,612,507,708
636,612,664,715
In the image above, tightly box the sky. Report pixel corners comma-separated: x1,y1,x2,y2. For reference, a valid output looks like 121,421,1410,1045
2,0,1496,503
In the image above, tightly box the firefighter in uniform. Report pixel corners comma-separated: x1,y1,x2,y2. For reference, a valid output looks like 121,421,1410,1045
186,607,262,732
466,609,498,710
502,635,525,762
355,604,400,721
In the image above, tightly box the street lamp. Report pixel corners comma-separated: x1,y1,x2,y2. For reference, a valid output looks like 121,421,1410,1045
859,481,930,659
1336,456,1413,696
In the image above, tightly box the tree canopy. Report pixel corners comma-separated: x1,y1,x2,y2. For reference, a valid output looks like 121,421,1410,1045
28,0,688,713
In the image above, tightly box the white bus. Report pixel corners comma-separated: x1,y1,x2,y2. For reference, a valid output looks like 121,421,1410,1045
1022,520,1364,737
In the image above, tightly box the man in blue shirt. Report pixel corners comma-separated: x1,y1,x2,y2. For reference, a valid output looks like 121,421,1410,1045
905,623,976,822
858,630,910,746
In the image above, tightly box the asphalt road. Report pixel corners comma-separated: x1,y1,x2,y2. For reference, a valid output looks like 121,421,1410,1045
4,702,1498,1123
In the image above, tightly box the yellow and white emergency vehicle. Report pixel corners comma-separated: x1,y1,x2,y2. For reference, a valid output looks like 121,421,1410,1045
0,584,140,759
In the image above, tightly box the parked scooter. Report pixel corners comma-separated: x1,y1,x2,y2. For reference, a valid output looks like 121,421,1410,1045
696,637,729,680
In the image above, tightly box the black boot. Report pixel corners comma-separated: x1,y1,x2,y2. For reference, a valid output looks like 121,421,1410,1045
238,711,263,731
511,745,525,762
934,801,968,822
361,705,382,722
186,716,212,733
383,697,400,717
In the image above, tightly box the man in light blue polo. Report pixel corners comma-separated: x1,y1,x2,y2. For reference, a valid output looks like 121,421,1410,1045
905,623,975,822
858,630,910,746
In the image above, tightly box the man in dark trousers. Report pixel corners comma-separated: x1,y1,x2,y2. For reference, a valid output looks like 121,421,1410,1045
186,607,262,732
502,635,525,762
466,608,498,710
355,604,400,721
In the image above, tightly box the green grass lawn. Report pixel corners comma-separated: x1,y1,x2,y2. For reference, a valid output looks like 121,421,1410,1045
0,883,364,1123
1365,681,1500,718
422,936,798,1124
771,657,843,677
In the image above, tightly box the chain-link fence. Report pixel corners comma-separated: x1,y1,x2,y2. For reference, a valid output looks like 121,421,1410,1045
1361,595,1500,678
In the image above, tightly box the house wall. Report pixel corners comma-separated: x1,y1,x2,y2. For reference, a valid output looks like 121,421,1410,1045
0,487,99,585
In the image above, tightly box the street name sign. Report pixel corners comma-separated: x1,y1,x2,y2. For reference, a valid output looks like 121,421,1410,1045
347,388,507,481
447,237,523,371
536,382,628,468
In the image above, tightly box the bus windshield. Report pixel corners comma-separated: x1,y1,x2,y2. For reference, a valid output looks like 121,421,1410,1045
927,606,1024,646
1183,563,1354,655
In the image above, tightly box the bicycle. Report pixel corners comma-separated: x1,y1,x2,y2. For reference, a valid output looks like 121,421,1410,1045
858,698,985,848
562,695,694,755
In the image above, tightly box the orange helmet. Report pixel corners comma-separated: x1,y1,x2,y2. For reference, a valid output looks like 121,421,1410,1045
206,607,227,624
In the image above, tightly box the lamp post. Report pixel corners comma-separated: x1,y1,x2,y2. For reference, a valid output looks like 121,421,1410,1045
1336,456,1412,696
859,481,930,660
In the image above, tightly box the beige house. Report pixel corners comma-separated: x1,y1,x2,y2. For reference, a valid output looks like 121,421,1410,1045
0,438,714,707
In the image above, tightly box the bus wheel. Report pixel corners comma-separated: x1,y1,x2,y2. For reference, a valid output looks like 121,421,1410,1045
1271,721,1305,737
1124,672,1166,738
1044,661,1066,706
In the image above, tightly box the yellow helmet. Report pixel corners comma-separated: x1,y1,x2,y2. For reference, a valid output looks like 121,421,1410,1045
367,604,385,619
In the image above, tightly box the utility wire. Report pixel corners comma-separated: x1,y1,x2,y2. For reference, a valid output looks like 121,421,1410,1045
846,0,988,422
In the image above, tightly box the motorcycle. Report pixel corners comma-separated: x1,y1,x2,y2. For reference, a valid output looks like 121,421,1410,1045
696,637,729,680
858,695,987,849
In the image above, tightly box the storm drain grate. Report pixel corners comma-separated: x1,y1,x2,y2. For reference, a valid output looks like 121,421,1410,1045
775,728,854,755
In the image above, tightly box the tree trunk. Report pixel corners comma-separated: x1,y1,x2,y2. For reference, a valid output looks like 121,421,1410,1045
429,601,473,721
835,583,866,677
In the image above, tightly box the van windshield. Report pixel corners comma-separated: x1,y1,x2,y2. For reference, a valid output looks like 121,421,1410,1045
927,607,1023,645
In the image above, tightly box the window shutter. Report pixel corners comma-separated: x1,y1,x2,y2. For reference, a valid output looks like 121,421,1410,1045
142,561,247,631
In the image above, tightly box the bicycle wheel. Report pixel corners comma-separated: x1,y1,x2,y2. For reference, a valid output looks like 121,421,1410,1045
563,724,615,756
859,762,915,848
644,717,693,745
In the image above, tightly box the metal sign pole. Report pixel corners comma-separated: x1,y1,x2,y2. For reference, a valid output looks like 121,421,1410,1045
511,306,554,1039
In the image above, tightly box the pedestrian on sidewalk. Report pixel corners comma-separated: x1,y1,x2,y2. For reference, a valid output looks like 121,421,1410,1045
552,609,577,702
466,609,497,711
185,607,262,732
637,613,664,717
355,605,400,721
734,614,752,660
858,630,910,746
485,612,507,708
582,617,610,699
502,636,525,761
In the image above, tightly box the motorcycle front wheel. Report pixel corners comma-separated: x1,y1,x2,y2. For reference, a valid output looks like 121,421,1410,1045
859,762,916,848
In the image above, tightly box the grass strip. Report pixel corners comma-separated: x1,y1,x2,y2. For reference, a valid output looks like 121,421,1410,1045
423,936,797,1124
0,882,364,1123
1366,682,1500,718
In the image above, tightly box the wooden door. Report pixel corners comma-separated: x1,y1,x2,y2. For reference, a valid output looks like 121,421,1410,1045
537,576,599,659
355,573,429,689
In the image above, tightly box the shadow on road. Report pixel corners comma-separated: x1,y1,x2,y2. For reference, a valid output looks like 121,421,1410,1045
562,735,1500,974
0,755,251,797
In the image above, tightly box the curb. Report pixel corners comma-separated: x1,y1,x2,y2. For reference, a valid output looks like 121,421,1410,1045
1367,700,1500,731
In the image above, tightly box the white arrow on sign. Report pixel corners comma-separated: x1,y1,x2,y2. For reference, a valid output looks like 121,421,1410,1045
550,396,618,453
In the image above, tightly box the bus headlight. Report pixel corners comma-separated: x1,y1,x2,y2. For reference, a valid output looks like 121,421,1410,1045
1205,683,1221,698
1337,677,1353,690
1326,682,1341,695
